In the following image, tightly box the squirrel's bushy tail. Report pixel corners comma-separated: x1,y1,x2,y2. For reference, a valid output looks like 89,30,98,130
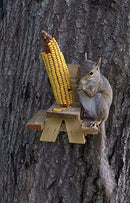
94,122,116,197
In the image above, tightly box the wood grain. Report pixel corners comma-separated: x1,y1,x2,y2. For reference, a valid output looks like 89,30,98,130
65,119,86,144
40,118,62,142
26,110,46,130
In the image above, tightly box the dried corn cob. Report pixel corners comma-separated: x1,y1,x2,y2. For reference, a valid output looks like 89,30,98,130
41,32,74,107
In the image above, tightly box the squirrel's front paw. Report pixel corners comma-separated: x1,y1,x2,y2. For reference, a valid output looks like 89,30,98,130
82,85,86,91
77,85,82,92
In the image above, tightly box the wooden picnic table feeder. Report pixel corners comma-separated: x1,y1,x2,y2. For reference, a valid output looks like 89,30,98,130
25,31,98,144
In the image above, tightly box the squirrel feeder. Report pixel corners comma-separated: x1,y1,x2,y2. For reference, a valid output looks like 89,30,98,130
26,31,98,144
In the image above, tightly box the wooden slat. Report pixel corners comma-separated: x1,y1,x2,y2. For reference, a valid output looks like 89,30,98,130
40,118,62,142
26,110,46,130
81,120,98,134
46,103,81,120
82,126,98,134
67,64,80,102
65,119,86,144
67,64,80,80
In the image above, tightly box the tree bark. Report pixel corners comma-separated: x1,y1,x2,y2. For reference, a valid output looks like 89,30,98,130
0,0,129,203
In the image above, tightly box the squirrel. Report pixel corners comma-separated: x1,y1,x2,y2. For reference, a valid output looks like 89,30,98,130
77,53,115,197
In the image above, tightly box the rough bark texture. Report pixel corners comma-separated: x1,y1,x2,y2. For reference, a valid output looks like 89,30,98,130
0,0,129,203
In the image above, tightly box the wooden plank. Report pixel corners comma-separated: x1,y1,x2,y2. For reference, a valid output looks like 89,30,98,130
82,126,98,134
26,110,46,130
67,64,80,80
81,120,98,134
67,64,80,102
46,103,81,120
65,119,86,144
40,118,62,142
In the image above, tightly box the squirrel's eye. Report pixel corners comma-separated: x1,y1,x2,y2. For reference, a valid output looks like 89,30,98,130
89,71,93,76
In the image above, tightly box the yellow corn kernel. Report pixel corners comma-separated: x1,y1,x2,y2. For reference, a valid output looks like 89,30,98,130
53,108,62,112
61,108,66,111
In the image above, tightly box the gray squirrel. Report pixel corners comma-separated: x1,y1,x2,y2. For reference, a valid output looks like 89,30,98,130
77,53,115,197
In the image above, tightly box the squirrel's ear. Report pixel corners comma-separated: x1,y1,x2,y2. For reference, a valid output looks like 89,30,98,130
84,52,87,61
96,57,101,70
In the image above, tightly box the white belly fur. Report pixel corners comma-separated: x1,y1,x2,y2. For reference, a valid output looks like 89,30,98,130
79,94,98,119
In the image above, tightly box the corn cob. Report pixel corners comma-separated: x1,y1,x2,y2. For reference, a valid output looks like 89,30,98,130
41,33,74,107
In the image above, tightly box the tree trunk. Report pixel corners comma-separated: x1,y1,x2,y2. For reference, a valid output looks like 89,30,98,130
0,0,129,203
